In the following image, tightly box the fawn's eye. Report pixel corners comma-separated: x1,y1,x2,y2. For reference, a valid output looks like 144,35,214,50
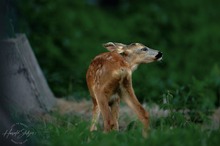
141,48,148,51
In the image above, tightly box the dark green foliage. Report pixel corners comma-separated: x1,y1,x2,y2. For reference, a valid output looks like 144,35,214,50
16,0,220,103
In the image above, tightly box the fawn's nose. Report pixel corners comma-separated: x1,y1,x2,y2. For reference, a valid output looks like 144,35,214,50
155,52,163,59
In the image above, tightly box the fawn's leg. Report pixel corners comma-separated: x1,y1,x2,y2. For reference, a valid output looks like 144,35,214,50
120,77,150,131
90,97,100,131
96,91,115,132
109,95,120,131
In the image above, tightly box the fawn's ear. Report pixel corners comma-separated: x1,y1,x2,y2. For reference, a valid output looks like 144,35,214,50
103,42,126,53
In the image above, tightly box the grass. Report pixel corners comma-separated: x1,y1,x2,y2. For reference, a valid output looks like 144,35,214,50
27,111,220,146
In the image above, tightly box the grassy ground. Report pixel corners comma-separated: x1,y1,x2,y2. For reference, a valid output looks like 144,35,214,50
17,99,219,146
29,111,220,146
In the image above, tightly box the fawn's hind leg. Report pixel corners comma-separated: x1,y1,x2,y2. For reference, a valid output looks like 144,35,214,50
109,95,120,131
95,91,116,132
90,97,100,131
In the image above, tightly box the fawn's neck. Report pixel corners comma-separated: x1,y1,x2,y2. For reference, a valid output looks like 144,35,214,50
120,54,139,72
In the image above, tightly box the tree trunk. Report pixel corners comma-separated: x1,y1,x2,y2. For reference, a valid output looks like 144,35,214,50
0,34,56,114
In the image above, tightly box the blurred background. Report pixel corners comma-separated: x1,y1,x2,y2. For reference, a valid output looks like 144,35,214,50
6,0,220,112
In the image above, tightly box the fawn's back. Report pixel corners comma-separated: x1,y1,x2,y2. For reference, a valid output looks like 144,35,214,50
86,51,130,97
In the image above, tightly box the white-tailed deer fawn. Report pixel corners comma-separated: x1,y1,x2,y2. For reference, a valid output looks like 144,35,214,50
86,42,162,133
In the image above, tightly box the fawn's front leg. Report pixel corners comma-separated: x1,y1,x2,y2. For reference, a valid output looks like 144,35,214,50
120,76,150,131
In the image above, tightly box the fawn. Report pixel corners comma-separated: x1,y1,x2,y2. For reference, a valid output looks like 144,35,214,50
86,42,162,133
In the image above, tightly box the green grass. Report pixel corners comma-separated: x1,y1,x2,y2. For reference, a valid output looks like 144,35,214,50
28,112,220,146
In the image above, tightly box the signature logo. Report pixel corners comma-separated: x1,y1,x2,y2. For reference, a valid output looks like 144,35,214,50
2,122,36,144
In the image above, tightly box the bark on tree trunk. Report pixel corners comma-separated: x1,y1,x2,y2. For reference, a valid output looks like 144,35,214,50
0,34,56,114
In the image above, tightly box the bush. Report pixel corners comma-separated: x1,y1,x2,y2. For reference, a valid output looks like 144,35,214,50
16,0,220,110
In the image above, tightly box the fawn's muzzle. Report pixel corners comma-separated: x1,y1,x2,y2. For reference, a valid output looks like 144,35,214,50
155,52,163,60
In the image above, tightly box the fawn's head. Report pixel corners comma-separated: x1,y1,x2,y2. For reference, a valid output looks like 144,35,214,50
103,42,163,70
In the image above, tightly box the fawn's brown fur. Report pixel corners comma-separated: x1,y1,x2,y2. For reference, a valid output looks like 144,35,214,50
86,42,162,134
